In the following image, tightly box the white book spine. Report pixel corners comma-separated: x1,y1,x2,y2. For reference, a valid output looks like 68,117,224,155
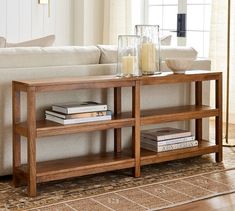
141,136,195,146
157,132,192,141
158,140,198,152
46,110,111,119
52,105,107,114
141,140,198,152
46,114,111,125
141,132,192,141
68,105,107,114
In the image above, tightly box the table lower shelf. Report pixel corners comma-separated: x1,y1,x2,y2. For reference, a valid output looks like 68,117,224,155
16,152,135,183
140,140,219,165
15,140,218,184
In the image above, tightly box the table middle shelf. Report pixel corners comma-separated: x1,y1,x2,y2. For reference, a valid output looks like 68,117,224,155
15,105,218,138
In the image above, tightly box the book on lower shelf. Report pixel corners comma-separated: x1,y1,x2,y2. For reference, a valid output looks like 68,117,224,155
141,127,192,141
141,135,195,147
141,127,197,152
141,140,198,152
52,101,108,114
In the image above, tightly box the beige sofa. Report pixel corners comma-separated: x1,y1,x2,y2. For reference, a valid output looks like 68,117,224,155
0,45,211,175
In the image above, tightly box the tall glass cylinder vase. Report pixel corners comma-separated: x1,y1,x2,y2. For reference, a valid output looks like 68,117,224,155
117,35,141,77
135,25,161,75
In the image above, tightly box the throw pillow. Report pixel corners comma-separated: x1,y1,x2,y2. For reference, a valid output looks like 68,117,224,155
6,35,55,47
160,35,172,46
97,45,118,64
0,37,6,48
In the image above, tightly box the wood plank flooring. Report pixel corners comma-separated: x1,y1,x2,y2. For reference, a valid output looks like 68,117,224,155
165,121,235,211
164,192,235,211
163,121,235,211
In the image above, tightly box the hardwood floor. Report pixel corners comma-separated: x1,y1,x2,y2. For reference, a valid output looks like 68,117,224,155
164,192,235,211
164,121,235,211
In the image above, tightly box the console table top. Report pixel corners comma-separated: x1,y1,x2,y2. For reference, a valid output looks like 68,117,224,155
12,70,222,92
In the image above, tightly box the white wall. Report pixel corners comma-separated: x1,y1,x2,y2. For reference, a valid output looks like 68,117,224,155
74,0,104,45
0,0,106,46
0,0,74,45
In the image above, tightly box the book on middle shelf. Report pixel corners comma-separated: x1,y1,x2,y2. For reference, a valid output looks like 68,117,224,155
52,101,108,114
45,110,110,119
45,101,112,125
45,112,112,125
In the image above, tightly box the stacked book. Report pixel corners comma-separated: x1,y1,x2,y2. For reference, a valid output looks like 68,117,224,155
141,127,198,152
45,101,112,125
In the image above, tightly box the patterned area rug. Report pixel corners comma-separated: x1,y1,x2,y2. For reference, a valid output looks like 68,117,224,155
1,147,235,211
26,168,235,211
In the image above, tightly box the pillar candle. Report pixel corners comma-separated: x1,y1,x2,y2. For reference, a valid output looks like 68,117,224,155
122,54,135,75
141,42,156,73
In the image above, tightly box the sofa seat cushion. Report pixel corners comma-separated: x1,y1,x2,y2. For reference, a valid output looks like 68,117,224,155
0,46,101,68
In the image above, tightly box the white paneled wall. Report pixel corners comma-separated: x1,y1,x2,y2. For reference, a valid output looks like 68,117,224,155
74,0,104,45
0,0,6,38
0,0,73,45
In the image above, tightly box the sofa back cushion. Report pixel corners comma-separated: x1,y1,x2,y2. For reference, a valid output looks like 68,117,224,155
160,35,172,46
98,45,198,64
0,46,101,68
97,45,117,64
160,46,198,60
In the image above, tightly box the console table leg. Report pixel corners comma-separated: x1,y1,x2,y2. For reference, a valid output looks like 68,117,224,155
114,87,122,153
27,87,37,197
195,81,203,141
216,75,223,162
12,84,21,187
132,82,140,177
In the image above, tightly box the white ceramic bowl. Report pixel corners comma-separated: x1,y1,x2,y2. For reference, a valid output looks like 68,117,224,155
165,58,194,74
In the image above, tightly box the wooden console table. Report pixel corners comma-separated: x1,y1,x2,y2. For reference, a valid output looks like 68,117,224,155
12,70,222,197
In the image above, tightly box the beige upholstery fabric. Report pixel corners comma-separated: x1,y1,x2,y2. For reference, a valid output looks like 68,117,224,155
0,46,101,68
98,45,198,64
6,35,55,47
97,45,117,64
0,37,6,48
161,59,211,71
160,35,172,46
160,46,198,60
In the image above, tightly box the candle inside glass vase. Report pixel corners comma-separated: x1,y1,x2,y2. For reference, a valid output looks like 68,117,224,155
141,42,156,74
135,25,161,75
122,54,135,75
117,35,141,77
